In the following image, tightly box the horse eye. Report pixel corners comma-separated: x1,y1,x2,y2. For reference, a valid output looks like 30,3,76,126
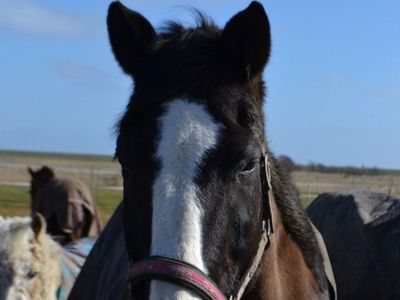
241,160,257,174
26,270,37,280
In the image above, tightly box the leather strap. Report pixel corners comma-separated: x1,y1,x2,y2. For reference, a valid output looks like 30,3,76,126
229,153,274,299
127,257,227,300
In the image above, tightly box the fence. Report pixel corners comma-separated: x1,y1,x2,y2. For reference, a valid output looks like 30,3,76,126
292,170,400,200
2,161,400,207
0,162,123,204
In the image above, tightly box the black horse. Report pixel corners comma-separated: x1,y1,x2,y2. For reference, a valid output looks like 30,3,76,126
69,2,335,299
307,190,400,300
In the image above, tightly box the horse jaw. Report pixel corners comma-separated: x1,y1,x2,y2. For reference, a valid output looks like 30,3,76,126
150,99,221,299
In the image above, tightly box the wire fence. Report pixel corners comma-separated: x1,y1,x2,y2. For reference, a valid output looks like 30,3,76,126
292,170,400,200
0,162,123,203
2,162,399,207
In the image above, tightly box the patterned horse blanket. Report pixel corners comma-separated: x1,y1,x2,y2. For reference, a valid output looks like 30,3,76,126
68,203,131,300
307,190,400,300
57,237,97,300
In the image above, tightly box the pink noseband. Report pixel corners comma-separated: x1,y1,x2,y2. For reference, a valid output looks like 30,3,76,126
127,256,227,300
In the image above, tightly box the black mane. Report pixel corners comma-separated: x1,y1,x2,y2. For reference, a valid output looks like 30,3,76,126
269,154,328,289
157,10,218,41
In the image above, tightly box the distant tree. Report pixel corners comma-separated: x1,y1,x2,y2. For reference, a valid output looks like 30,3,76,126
278,155,296,173
300,161,384,176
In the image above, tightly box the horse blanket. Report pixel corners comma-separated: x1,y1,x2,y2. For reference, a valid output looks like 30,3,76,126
58,237,97,300
67,203,131,300
307,190,400,300
33,178,101,241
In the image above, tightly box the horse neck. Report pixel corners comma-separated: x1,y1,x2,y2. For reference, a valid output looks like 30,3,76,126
244,196,324,300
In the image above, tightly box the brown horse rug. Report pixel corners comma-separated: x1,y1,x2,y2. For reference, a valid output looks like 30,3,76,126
33,177,101,242
307,190,400,300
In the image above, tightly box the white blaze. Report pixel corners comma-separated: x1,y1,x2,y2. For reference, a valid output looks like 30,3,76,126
150,99,221,300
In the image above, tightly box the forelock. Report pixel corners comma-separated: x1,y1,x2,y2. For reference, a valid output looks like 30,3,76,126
156,10,219,45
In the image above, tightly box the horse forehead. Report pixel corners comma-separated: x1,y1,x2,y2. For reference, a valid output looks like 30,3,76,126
157,99,222,161
0,221,31,247
6,232,36,264
0,229,35,282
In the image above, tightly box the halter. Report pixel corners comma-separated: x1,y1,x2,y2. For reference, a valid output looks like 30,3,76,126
127,151,274,299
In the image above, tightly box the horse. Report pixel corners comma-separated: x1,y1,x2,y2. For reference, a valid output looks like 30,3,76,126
307,190,400,300
0,214,96,300
70,1,336,299
28,166,101,245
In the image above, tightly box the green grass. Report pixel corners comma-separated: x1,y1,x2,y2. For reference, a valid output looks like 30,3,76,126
0,185,121,226
0,185,30,216
0,150,113,162
94,189,122,225
300,195,317,208
0,150,122,225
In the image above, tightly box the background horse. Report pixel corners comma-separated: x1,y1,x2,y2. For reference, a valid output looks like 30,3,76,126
0,214,95,300
71,1,335,299
307,190,400,300
28,166,101,244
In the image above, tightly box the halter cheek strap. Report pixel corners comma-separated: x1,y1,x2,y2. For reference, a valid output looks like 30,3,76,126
127,152,274,300
230,153,274,300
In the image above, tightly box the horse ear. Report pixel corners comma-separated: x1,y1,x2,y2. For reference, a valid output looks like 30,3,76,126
221,1,271,80
28,167,35,177
31,213,46,240
107,1,156,76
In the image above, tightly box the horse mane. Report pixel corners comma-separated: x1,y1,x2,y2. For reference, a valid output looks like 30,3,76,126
0,216,32,247
268,155,328,290
157,10,218,41
0,216,30,229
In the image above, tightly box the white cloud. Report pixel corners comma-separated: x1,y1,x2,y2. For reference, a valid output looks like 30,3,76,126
0,0,93,38
50,60,125,92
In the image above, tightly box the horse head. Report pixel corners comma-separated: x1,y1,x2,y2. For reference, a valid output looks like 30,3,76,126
109,2,273,298
28,166,56,201
0,214,61,300
108,1,331,299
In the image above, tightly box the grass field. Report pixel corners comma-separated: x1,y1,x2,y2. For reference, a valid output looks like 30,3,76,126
0,184,121,225
0,150,122,225
0,150,113,164
1,150,399,225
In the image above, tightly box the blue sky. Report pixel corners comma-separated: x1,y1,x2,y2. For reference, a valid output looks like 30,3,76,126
0,0,399,169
